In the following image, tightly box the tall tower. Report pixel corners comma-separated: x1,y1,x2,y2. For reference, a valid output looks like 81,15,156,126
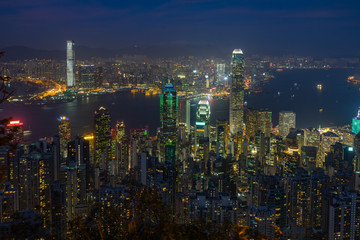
66,40,75,88
94,107,111,170
229,49,245,136
159,83,178,161
58,116,71,159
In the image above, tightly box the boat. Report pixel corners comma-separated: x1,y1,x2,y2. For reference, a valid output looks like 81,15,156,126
348,75,360,84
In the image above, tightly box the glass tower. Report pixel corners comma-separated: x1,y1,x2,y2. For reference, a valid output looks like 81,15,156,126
229,49,245,135
58,116,71,158
94,106,111,170
66,40,75,88
160,83,178,161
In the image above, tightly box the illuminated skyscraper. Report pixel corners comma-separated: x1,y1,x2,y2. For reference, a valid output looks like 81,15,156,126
78,65,95,90
354,132,360,172
58,116,71,158
258,110,272,138
195,99,210,158
216,63,226,85
279,111,296,138
66,40,75,88
352,107,360,134
159,83,178,161
229,49,245,135
216,120,228,157
115,121,125,143
6,120,24,144
94,107,111,170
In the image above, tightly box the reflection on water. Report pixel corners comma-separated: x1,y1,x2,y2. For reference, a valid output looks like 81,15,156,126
1,69,359,141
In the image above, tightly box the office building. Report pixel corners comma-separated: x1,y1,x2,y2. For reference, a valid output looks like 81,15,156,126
58,116,71,159
279,111,296,138
159,83,178,162
229,49,245,135
66,40,75,88
94,107,111,170
78,65,95,90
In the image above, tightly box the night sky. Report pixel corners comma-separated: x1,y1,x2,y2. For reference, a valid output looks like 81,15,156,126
1,0,360,56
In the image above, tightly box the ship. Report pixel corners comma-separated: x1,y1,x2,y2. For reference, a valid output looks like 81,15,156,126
347,75,360,84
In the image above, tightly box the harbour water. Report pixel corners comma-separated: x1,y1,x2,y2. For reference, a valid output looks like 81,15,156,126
1,68,359,141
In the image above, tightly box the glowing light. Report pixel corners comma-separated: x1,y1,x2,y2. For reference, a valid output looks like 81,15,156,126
196,122,206,126
9,121,20,125
205,75,209,78
193,70,197,73
224,77,228,80
58,116,69,121
349,147,354,151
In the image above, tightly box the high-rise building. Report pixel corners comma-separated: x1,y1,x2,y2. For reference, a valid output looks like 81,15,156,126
78,65,95,90
6,120,24,144
58,116,71,159
229,49,245,136
216,120,228,157
216,63,226,85
328,191,360,240
159,83,178,161
94,107,111,170
352,107,360,134
279,111,296,138
258,110,272,138
66,40,75,88
195,99,211,156
354,132,360,172
115,121,125,143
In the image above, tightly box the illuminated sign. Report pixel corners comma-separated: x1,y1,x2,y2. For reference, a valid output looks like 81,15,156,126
196,122,206,126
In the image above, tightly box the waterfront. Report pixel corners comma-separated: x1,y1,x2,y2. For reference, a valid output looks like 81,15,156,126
1,68,359,140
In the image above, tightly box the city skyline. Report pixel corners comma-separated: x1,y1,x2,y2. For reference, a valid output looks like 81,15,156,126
1,0,360,235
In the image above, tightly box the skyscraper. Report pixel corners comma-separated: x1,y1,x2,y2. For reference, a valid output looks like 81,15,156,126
58,116,71,159
94,107,111,170
195,99,211,156
279,111,296,138
159,83,178,161
66,40,75,88
216,63,226,85
352,107,360,134
229,49,245,136
6,120,24,144
115,121,125,143
78,65,95,90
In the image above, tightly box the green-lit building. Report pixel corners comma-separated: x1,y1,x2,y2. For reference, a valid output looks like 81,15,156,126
352,108,360,135
159,83,178,162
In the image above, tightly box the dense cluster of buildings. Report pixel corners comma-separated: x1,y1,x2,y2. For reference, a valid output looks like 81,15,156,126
1,47,360,239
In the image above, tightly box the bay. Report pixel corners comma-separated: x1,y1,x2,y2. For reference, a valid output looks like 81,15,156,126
1,68,359,141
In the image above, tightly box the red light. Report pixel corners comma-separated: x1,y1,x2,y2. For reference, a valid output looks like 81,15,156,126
8,120,22,126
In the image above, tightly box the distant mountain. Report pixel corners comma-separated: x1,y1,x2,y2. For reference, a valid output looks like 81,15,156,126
1,44,229,61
